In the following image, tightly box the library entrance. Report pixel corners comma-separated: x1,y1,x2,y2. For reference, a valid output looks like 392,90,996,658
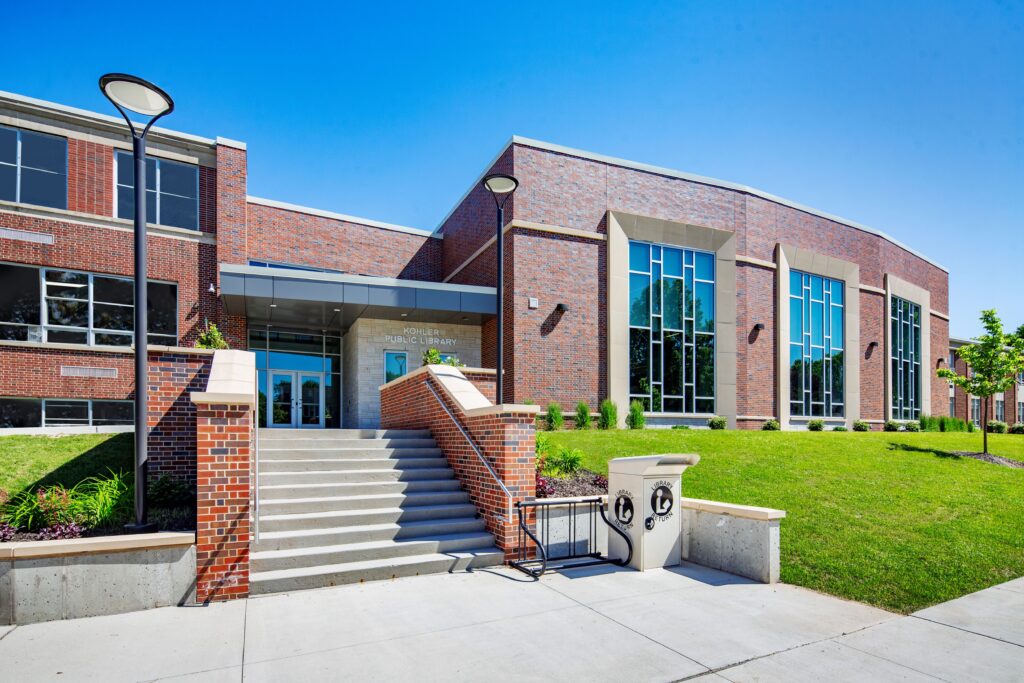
269,371,325,428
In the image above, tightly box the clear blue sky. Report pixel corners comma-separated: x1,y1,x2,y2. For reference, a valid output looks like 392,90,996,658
3,1,1021,337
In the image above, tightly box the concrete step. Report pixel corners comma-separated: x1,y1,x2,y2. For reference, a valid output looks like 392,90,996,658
259,490,471,515
258,503,480,533
257,479,463,500
258,428,432,440
256,447,444,460
259,438,438,450
258,468,457,485
249,547,504,594
254,517,488,551
251,532,497,572
259,457,450,473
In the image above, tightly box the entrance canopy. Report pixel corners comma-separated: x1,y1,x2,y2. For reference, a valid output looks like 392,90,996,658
219,264,495,330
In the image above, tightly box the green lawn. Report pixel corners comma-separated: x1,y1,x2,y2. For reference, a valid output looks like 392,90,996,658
0,433,133,497
547,429,1024,614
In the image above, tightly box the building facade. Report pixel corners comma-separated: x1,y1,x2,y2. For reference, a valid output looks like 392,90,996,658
0,89,951,432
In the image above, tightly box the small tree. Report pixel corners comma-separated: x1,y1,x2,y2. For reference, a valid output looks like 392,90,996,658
937,310,1024,454
194,320,229,350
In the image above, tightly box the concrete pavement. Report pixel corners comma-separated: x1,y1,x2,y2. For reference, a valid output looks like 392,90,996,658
0,563,1021,682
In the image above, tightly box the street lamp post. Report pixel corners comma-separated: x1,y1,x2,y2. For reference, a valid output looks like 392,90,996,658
481,174,519,405
99,74,174,533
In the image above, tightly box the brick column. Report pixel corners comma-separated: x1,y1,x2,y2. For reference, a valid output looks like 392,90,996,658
193,402,253,602
191,349,257,603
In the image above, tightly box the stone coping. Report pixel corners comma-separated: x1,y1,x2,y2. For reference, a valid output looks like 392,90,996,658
0,340,216,355
191,349,257,406
680,498,786,521
0,531,195,560
379,365,539,416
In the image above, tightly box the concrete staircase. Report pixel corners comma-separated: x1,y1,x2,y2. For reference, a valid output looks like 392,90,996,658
250,428,503,595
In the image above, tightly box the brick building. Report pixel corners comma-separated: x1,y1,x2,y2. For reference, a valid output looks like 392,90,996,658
1,88,952,432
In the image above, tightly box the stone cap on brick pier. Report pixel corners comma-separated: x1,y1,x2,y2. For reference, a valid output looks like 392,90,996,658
379,364,539,416
190,349,257,405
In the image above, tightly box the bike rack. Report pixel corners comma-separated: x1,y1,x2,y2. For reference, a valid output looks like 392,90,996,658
511,496,633,578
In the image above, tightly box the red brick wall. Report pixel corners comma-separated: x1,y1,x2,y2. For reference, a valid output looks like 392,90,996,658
66,139,113,216
380,370,535,558
860,291,886,425
438,147,514,278
245,202,442,280
194,401,253,603
736,261,776,427
215,143,247,265
147,351,214,483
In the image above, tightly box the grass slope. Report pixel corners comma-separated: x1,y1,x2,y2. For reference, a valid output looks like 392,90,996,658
0,433,133,497
547,430,1024,613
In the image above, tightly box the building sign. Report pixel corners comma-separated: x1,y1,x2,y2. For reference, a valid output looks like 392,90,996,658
383,327,459,347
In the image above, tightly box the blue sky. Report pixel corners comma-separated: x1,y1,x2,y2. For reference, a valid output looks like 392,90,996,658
3,1,1021,337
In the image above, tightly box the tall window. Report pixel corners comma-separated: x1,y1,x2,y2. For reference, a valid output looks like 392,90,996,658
628,240,715,414
971,397,981,426
789,271,845,417
0,126,67,209
0,263,176,346
890,296,922,420
1018,401,1023,424
115,151,198,230
995,399,1005,422
949,396,955,417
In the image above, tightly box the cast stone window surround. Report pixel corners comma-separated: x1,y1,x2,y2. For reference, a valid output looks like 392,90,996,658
884,274,932,421
607,210,737,428
775,244,861,429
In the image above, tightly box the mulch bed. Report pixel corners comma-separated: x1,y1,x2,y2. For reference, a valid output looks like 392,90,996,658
950,451,1024,469
539,469,609,498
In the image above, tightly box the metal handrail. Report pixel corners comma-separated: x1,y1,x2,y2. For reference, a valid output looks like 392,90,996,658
512,496,633,578
252,366,260,543
425,381,515,522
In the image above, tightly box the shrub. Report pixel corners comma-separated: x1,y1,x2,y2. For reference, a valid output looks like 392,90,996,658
74,471,133,529
833,425,848,432
148,474,195,509
37,522,85,540
904,421,920,432
4,485,82,531
545,402,564,431
762,419,780,431
852,420,870,432
884,420,901,432
967,420,976,433
535,472,556,498
574,402,592,430
987,420,1008,434
807,419,824,432
626,400,646,430
708,416,727,430
194,320,229,350
919,415,939,432
548,446,584,476
0,522,15,542
598,399,618,430
1011,423,1024,435
591,473,608,490
421,347,464,367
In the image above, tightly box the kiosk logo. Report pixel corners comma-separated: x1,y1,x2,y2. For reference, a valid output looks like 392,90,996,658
613,490,635,529
650,480,674,521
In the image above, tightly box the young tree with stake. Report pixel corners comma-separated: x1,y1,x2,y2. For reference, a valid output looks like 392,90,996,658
937,310,1024,454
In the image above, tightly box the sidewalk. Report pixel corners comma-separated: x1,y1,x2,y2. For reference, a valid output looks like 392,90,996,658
0,562,1021,682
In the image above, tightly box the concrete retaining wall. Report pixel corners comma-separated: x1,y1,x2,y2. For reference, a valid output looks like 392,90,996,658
0,532,196,625
680,498,785,584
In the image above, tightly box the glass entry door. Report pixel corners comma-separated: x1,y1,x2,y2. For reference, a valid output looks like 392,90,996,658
269,371,324,428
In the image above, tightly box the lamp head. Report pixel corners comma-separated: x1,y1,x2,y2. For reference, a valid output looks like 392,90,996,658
99,73,174,118
482,173,519,197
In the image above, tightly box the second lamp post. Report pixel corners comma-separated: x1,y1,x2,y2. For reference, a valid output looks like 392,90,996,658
481,173,519,404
